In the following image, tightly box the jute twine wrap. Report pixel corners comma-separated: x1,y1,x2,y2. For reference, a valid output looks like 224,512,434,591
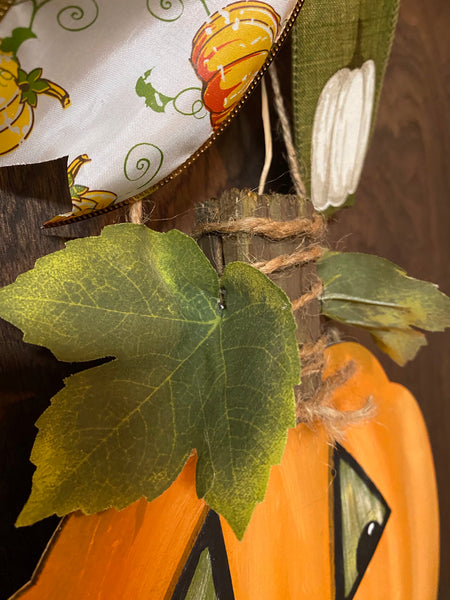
194,207,375,439
296,336,376,439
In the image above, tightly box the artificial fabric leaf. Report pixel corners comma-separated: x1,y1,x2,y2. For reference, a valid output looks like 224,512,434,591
292,0,399,210
0,224,298,538
368,327,428,366
318,251,450,365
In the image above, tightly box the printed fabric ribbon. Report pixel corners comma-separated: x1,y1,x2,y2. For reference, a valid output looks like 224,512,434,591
0,0,299,225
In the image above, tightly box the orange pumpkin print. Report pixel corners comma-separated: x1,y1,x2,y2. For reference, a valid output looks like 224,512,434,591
191,1,281,129
8,343,439,600
0,51,70,156
44,154,117,225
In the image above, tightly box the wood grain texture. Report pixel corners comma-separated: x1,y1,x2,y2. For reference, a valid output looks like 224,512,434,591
328,0,450,597
0,159,129,599
9,457,207,600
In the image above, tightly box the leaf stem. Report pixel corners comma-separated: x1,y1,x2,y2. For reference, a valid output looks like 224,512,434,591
322,294,411,310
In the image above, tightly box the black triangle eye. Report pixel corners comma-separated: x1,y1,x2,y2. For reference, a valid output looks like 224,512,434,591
333,444,391,600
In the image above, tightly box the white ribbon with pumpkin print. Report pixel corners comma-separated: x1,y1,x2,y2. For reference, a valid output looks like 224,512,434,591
0,0,298,224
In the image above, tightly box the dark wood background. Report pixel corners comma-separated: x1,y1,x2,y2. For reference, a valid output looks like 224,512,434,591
0,0,448,596
330,0,450,595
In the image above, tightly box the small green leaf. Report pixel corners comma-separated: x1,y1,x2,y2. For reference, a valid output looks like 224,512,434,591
27,67,43,83
17,68,51,107
135,69,173,112
32,79,50,93
0,27,36,54
70,183,89,198
318,251,450,365
0,224,298,538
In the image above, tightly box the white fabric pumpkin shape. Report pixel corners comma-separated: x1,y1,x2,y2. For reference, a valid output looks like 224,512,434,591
311,59,376,211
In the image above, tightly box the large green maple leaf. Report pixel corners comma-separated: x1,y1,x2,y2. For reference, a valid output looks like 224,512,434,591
0,224,299,538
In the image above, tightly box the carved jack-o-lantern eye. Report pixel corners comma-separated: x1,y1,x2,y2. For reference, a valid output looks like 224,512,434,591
333,443,391,600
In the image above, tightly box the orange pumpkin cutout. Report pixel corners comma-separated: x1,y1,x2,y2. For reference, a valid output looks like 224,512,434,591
9,343,439,600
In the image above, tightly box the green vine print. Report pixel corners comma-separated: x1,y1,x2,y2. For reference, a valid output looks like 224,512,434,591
136,69,206,119
146,0,210,22
199,0,210,15
2,0,99,55
123,142,164,190
56,0,99,31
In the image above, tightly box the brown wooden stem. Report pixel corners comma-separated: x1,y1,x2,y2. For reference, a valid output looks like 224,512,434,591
195,188,323,406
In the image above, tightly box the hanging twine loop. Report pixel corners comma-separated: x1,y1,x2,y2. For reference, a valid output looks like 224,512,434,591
195,191,375,439
193,58,376,439
193,212,326,280
192,213,324,241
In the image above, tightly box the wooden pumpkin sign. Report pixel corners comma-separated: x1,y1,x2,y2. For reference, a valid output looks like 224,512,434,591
9,342,439,600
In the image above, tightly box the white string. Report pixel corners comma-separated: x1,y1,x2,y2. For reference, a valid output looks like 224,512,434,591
268,63,307,198
129,199,143,223
258,77,273,196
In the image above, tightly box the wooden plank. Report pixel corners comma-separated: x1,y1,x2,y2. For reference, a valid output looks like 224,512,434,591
327,0,450,597
9,457,207,600
0,158,128,599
